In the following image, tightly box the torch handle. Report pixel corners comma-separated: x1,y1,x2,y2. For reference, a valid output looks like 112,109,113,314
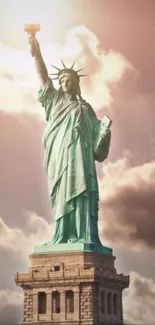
24,24,41,57
28,34,36,57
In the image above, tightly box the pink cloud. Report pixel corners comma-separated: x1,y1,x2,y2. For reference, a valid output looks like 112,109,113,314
99,158,155,251
124,272,155,324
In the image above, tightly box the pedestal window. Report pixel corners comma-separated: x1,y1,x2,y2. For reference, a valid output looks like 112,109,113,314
100,291,105,314
113,293,117,315
107,292,112,315
38,292,46,314
66,290,74,313
52,291,60,314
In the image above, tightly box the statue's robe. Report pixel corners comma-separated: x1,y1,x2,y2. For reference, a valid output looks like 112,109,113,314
38,78,111,244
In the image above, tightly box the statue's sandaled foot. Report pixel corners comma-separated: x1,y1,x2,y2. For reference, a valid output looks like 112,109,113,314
68,238,78,243
78,239,93,244
43,241,51,246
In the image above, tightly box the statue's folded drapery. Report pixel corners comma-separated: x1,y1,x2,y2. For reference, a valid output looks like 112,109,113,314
38,78,111,244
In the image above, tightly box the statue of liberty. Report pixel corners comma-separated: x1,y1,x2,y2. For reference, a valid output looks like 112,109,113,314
28,33,111,248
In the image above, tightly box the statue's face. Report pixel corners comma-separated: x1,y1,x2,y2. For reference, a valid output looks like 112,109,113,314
61,75,75,93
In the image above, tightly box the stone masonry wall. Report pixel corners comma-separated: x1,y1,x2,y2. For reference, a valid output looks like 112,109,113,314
80,283,99,322
23,290,33,323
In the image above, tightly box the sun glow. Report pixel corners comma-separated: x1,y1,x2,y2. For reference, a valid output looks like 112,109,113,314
15,0,67,25
6,0,70,47
0,0,131,114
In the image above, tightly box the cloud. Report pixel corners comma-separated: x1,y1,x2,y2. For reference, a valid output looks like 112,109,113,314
108,84,155,165
114,246,155,284
124,272,155,324
0,42,42,115
53,25,132,109
99,158,155,251
0,212,52,302
0,213,53,255
0,290,23,324
0,112,52,229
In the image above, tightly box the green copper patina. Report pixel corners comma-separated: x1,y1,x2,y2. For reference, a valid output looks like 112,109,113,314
36,72,111,251
34,242,112,255
26,30,112,254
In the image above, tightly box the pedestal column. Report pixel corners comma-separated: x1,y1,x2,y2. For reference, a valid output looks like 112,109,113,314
73,288,80,321
46,292,52,321
60,290,66,320
32,292,38,322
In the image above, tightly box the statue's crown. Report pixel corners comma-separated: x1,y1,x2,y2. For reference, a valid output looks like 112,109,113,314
49,61,87,83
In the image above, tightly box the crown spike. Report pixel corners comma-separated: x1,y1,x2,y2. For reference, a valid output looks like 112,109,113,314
78,74,88,77
76,68,83,73
50,65,60,71
61,61,67,68
50,77,59,80
70,62,75,69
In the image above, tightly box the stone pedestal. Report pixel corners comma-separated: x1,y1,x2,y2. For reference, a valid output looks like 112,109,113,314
15,249,129,324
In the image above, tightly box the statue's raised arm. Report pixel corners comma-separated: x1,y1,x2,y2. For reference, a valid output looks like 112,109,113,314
25,24,56,119
28,35,48,86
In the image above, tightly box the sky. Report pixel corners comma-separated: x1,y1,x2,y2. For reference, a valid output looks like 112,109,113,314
0,0,155,323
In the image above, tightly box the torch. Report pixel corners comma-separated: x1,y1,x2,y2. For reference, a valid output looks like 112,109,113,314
24,24,40,56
